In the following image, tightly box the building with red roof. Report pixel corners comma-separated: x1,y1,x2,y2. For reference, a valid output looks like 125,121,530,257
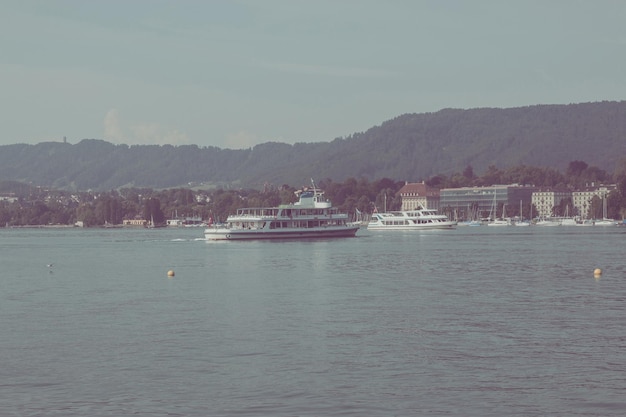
398,181,441,211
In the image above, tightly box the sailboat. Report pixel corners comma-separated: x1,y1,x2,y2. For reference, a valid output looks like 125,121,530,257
515,200,530,226
594,195,617,226
535,216,561,226
487,194,511,226
535,205,561,226
560,205,577,226
458,204,482,226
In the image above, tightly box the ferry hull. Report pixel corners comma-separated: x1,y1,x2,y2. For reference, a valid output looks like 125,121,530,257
204,225,360,240
367,223,456,231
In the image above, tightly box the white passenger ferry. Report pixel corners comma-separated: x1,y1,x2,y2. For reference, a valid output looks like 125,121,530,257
204,184,360,240
367,208,457,230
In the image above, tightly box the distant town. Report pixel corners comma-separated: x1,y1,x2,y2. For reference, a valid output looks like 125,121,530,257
1,160,625,227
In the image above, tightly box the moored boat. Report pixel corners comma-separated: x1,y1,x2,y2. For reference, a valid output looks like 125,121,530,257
559,217,578,226
593,195,617,226
593,218,618,226
367,208,457,230
487,203,511,226
458,219,483,226
204,182,360,240
515,201,531,226
487,218,511,226
535,217,561,226
575,219,594,226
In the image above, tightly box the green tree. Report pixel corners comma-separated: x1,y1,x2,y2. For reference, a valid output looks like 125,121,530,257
463,165,475,179
210,191,238,222
144,198,165,225
76,203,98,227
479,165,503,186
566,160,588,177
555,197,574,217
588,195,602,219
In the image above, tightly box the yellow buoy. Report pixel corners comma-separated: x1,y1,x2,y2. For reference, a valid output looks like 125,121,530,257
167,270,175,277
593,268,602,276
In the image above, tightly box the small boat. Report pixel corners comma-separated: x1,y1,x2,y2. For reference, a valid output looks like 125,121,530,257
575,219,594,226
367,208,457,230
535,218,561,226
183,216,207,227
488,218,511,226
487,203,511,226
458,219,483,226
593,218,617,226
457,204,483,226
594,195,617,226
559,206,577,226
103,221,123,228
515,201,531,226
560,217,578,226
204,181,360,240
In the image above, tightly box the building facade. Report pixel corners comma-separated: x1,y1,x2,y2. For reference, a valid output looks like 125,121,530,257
440,185,536,220
439,184,616,220
572,185,616,219
398,182,440,211
123,218,147,226
403,182,616,221
531,189,571,218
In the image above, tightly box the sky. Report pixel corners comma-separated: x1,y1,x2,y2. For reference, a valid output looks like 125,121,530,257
1,0,625,149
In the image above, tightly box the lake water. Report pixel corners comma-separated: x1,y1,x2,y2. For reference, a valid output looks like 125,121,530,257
1,226,626,416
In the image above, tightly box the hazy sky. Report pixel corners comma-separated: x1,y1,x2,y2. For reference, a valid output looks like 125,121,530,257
2,1,625,149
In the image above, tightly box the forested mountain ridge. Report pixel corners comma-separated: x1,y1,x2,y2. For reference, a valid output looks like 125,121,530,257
1,101,625,191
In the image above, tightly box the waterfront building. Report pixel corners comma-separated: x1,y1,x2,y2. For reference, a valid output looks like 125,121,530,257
438,183,616,222
440,185,536,221
532,189,572,219
0,194,18,203
572,185,616,219
398,182,440,211
123,218,147,227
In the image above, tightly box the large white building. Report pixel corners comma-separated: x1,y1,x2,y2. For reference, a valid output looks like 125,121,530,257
406,182,616,220
531,189,571,218
440,184,536,220
572,185,615,219
529,185,616,219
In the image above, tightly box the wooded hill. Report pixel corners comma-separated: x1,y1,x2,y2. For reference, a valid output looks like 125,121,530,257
1,101,625,191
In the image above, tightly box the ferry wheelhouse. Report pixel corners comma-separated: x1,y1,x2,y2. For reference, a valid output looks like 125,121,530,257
204,184,360,240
